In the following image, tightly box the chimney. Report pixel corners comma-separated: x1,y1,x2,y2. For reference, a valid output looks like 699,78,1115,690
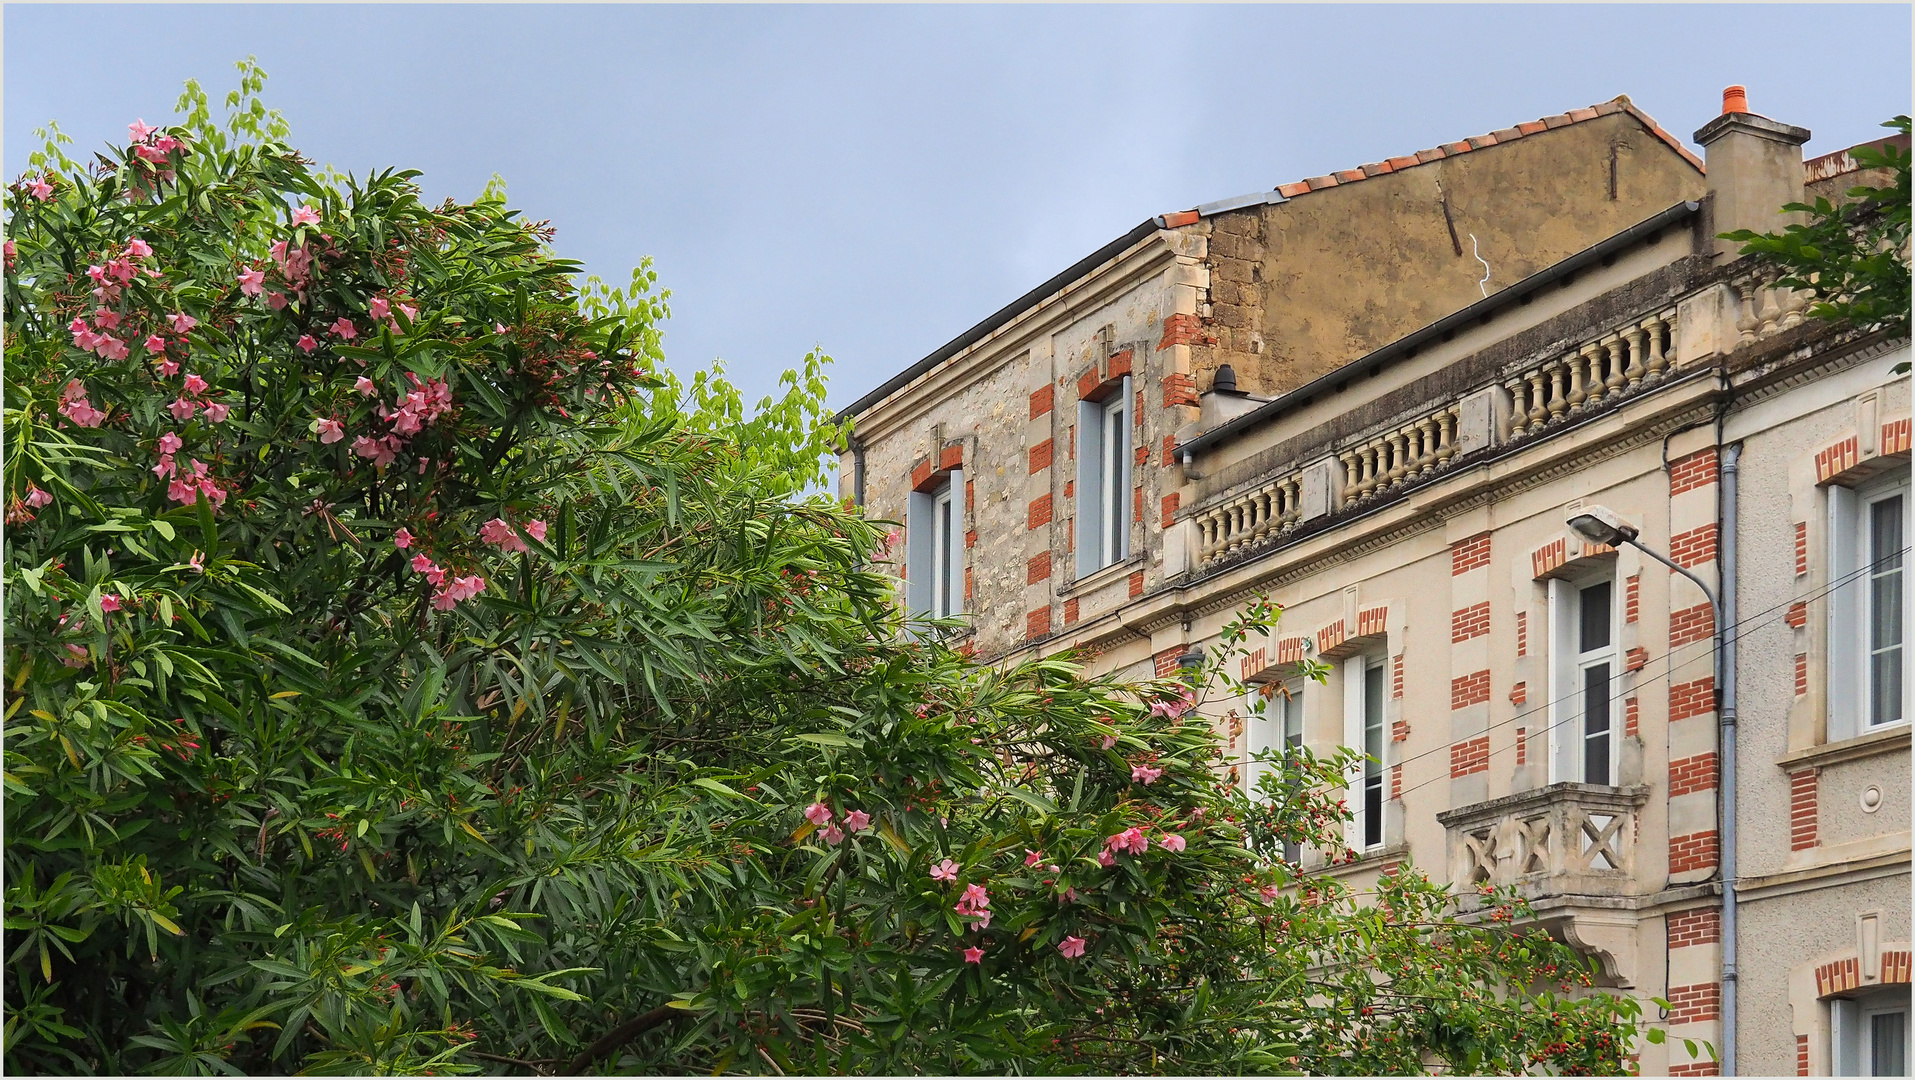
1693,85,1811,260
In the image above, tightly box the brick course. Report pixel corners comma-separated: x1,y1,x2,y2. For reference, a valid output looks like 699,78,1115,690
1515,611,1527,656
1668,447,1719,495
1450,735,1490,777
1794,522,1808,576
1669,830,1719,874
1785,601,1807,629
1451,670,1491,710
1451,602,1491,643
1029,438,1054,474
1666,981,1721,1025
1625,574,1640,623
1625,696,1639,737
1790,769,1818,851
1064,597,1080,626
1026,607,1051,640
1669,677,1716,721
1795,653,1809,697
1667,908,1721,948
1027,551,1052,584
1027,494,1053,530
1157,312,1212,351
1128,570,1144,598
1029,384,1054,418
1669,523,1718,568
1669,1062,1721,1077
1668,752,1717,797
1451,533,1492,575
1670,602,1715,649
1161,372,1198,409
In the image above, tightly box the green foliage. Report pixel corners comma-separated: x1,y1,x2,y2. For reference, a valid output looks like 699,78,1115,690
1722,116,1912,351
4,65,1657,1075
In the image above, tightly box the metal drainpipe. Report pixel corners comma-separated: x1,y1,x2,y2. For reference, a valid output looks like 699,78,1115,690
851,436,867,509
1719,442,1741,1076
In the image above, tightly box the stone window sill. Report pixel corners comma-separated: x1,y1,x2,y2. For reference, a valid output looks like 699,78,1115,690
1061,553,1145,597
1778,723,1909,772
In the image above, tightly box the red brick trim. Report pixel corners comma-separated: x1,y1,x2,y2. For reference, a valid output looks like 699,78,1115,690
1027,551,1051,584
1796,1033,1810,1076
1794,652,1809,697
1449,735,1489,777
1275,636,1307,666
1029,438,1054,473
1670,523,1718,568
1128,570,1144,598
1515,611,1528,656
1392,654,1404,699
1390,762,1402,799
1816,956,1862,997
1531,537,1568,579
1451,533,1492,575
939,443,964,471
1885,416,1913,457
1064,597,1080,626
1160,434,1177,467
1029,384,1054,418
1667,981,1721,1025
1815,435,1861,483
1669,446,1719,496
1153,647,1183,678
1026,607,1051,640
1794,522,1809,576
1451,670,1491,710
1356,605,1389,639
1884,950,1913,984
1668,752,1717,797
1161,372,1198,409
1451,602,1491,643
1157,312,1213,351
1669,830,1719,874
1027,494,1053,530
1670,677,1716,721
1624,696,1639,736
1107,348,1133,379
1625,574,1641,623
1668,1062,1721,1077
1515,727,1527,765
1510,681,1527,705
1667,908,1721,948
1160,492,1179,528
1670,602,1715,649
1315,619,1346,656
1626,646,1648,672
1790,769,1818,851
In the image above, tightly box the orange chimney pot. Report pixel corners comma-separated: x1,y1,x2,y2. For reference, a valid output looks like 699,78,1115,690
1721,85,1749,115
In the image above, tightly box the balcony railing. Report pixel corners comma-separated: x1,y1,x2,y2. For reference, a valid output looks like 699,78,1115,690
1337,403,1460,504
1503,310,1677,440
1192,468,1304,568
1436,782,1649,901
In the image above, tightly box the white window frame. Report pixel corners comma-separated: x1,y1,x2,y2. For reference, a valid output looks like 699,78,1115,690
1075,377,1132,578
1829,474,1911,742
1832,986,1911,1076
1547,566,1620,786
905,470,963,620
1341,655,1387,852
1247,678,1306,862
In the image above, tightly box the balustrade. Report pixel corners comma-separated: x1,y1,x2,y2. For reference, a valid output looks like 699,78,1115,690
1193,469,1303,568
1437,783,1648,900
1336,404,1457,505
1733,278,1810,345
1504,310,1676,440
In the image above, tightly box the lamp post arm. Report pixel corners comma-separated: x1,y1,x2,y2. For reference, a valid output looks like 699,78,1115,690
1624,539,1720,624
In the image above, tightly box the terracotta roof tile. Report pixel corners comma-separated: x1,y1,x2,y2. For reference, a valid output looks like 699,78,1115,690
1155,95,1702,223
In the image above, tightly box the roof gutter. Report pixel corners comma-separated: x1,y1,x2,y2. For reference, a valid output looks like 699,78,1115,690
1175,199,1701,458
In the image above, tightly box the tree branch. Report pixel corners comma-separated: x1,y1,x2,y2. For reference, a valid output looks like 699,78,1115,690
564,1003,685,1075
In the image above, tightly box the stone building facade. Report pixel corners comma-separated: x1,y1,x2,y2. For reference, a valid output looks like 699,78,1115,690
838,91,1910,1076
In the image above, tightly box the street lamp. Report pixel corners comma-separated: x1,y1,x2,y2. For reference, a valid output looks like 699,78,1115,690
1568,503,1739,1074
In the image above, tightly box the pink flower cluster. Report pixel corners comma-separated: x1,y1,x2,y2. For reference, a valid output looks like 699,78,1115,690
1130,762,1163,785
26,176,54,202
407,552,486,611
930,857,961,883
166,371,228,424
368,296,418,336
162,457,226,509
801,803,872,846
1058,935,1087,959
479,516,548,553
127,119,182,167
953,882,991,929
346,374,454,467
56,380,107,428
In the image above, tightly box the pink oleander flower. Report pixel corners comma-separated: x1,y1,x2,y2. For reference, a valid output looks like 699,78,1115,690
59,400,108,427
962,946,984,964
167,312,198,334
1160,834,1187,853
354,376,377,396
353,434,385,460
237,268,265,296
291,205,321,227
297,335,320,354
1024,849,1043,868
1105,827,1148,856
1059,935,1087,959
97,335,129,361
93,308,122,330
524,519,548,542
330,317,357,340
128,118,156,142
24,485,52,508
86,264,107,284
124,237,153,259
186,551,205,573
930,858,960,883
99,594,122,614
267,291,288,310
1149,701,1181,720
411,553,437,574
29,177,53,201
967,909,992,930
151,455,177,479
820,824,845,845
107,259,136,285
181,373,209,395
316,418,345,444
394,528,414,549
1260,884,1281,901
369,297,390,320
1064,887,1078,902
451,574,484,599
843,810,871,832
1098,850,1116,867
158,359,180,377
166,475,199,504
143,334,166,354
158,432,183,455
803,803,833,826
958,883,990,911
1100,734,1118,750
398,303,417,323
202,402,229,424
479,517,530,553
62,643,89,667
1131,764,1164,786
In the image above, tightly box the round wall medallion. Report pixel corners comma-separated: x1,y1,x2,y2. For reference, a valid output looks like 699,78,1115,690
1861,785,1884,814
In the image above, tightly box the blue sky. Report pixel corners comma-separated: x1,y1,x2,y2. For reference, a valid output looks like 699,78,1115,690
7,5,1909,412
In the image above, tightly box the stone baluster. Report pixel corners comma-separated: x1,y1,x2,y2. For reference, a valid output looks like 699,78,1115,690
1251,488,1274,542
1436,408,1457,466
1526,368,1549,428
1414,417,1437,475
1779,285,1808,329
1383,431,1405,487
1757,284,1783,334
1735,282,1760,345
1568,345,1593,409
1623,326,1647,387
1505,376,1530,437
1660,309,1678,368
1359,443,1381,497
1338,451,1358,502
1284,477,1301,524
1602,335,1626,399
1545,361,1569,420
1644,314,1667,379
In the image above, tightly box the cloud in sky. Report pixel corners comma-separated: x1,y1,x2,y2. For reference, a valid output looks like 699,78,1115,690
7,5,1909,410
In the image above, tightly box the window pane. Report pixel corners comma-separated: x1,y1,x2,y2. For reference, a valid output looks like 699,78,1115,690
1870,495,1906,728
935,495,952,616
1579,580,1612,653
1364,774,1383,848
1364,664,1385,759
1871,1010,1906,1076
1583,662,1611,785
1872,495,1905,576
1283,688,1303,749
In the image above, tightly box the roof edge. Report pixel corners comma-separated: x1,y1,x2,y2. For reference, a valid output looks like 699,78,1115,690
1175,199,1702,459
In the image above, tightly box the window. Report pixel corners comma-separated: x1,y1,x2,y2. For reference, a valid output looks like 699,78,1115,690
1549,569,1618,785
1833,987,1911,1076
1076,377,1132,577
1342,656,1387,851
1247,679,1306,863
905,471,963,621
1830,475,1911,740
